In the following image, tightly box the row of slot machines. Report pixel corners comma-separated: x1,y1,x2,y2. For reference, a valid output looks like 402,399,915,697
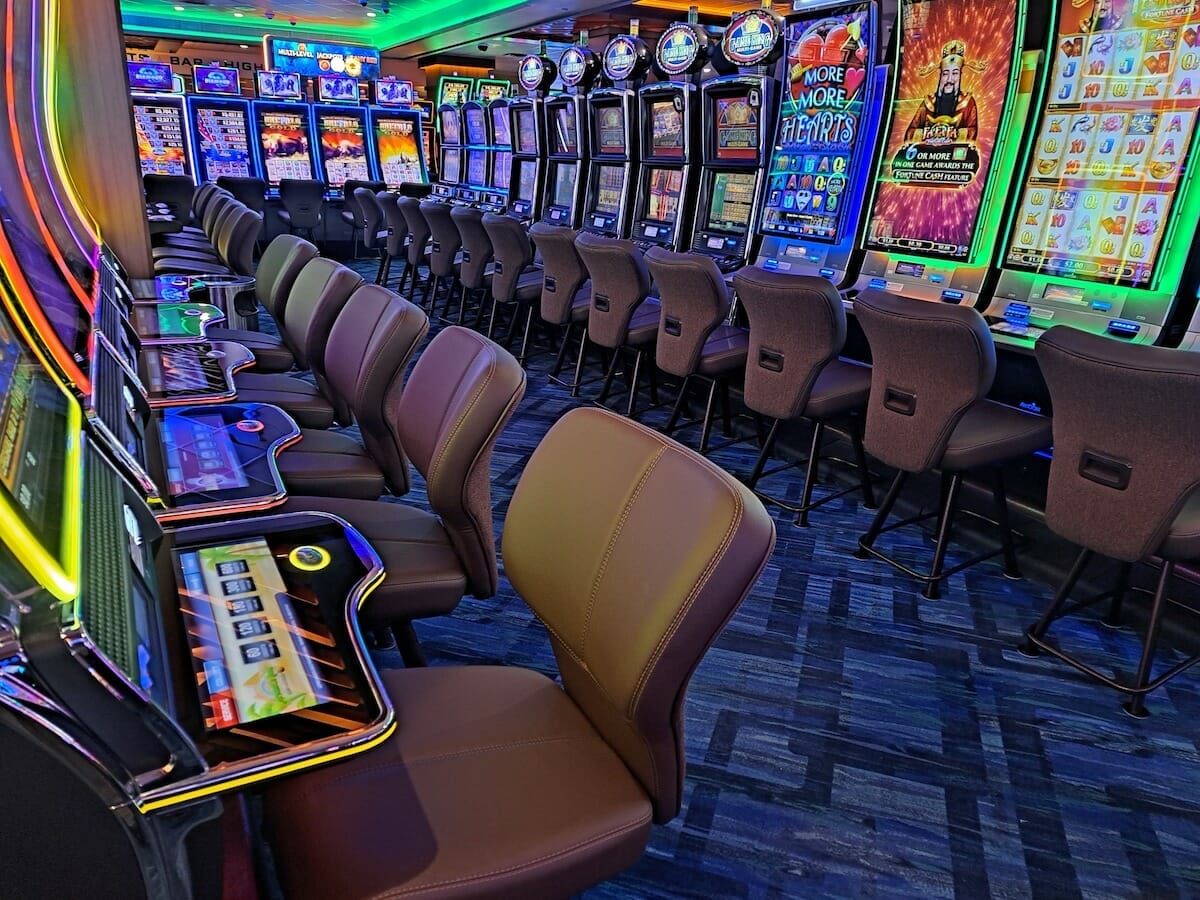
3,7,399,892
130,65,431,192
451,0,1200,357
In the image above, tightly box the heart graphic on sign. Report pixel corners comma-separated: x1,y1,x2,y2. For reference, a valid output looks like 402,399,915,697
843,66,866,99
791,23,867,103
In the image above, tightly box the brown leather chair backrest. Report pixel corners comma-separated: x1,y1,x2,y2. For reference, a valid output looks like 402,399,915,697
529,222,589,326
323,284,430,495
1036,325,1200,562
278,179,325,229
395,326,526,598
854,289,996,473
575,232,652,350
645,247,731,379
281,257,364,375
420,200,461,278
216,208,263,276
501,406,776,822
191,182,220,219
450,205,494,290
734,266,848,421
203,196,241,240
143,173,195,218
254,234,319,321
376,192,406,257
397,196,430,267
354,188,387,251
216,175,267,213
482,212,534,303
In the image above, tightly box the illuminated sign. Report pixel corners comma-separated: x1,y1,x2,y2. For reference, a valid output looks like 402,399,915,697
603,35,648,81
476,78,511,102
518,55,550,92
722,9,785,67
656,22,707,76
317,73,359,104
193,65,241,96
127,61,174,92
264,36,380,79
257,70,303,100
438,76,474,107
560,46,602,89
374,79,414,107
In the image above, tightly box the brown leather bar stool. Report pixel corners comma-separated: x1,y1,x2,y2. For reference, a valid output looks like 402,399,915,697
575,232,661,417
450,204,494,329
528,222,592,380
1020,326,1200,717
733,266,875,525
375,191,406,288
852,290,1051,599
264,407,775,900
340,178,386,257
278,325,527,665
418,199,462,316
482,211,543,359
154,207,261,276
352,187,390,284
274,284,430,500
396,196,431,297
204,233,319,372
154,195,238,255
646,247,748,454
233,258,363,428
277,178,326,244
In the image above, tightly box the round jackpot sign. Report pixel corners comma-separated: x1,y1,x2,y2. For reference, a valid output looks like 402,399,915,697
603,34,649,82
558,45,599,89
517,54,555,93
722,8,784,67
655,22,708,77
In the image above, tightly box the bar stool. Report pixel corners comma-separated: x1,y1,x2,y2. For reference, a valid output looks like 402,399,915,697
733,266,875,525
396,196,431,297
852,290,1051,599
574,233,661,418
375,192,406,288
418,199,462,316
277,179,325,244
353,188,390,284
528,222,591,379
1021,326,1200,716
645,247,748,454
450,205,494,329
482,212,543,359
341,179,386,256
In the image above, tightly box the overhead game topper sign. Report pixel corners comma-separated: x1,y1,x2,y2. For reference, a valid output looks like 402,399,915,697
264,36,381,79
517,54,557,93
558,45,600,89
655,22,708,77
603,34,650,82
721,8,785,68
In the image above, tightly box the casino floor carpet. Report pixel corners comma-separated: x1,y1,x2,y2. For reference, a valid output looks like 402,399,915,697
310,262,1200,898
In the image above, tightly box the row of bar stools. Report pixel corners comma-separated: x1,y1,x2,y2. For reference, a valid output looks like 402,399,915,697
527,223,592,381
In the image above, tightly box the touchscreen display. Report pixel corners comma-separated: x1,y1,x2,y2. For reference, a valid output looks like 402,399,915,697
516,107,538,153
256,107,313,185
192,102,253,181
595,105,626,153
442,148,461,184
374,114,423,188
133,99,188,176
440,108,461,144
864,0,1018,259
649,99,685,158
161,411,250,496
492,151,512,190
594,165,625,215
467,150,487,185
317,111,371,187
552,163,577,206
516,160,537,200
492,105,512,146
553,105,578,154
646,168,683,222
714,95,760,160
707,171,757,233
465,106,487,145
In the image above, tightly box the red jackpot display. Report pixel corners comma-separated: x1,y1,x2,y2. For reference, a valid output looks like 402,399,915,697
865,0,1018,259
1006,0,1200,287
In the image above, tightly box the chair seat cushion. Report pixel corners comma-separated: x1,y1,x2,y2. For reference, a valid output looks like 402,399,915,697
1161,490,1200,560
803,358,873,421
277,210,292,224
154,258,232,276
233,372,335,429
204,327,294,373
697,324,750,376
940,400,1052,471
152,244,218,261
276,496,468,622
626,299,662,347
263,664,653,900
340,209,358,227
275,429,385,500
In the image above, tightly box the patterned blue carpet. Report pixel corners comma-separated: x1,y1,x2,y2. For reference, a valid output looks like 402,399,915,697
331,261,1200,898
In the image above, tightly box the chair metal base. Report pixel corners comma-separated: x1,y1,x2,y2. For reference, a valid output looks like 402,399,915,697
595,344,661,419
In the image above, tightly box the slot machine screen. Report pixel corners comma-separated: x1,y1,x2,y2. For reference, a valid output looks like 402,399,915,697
256,107,313,185
516,107,538,154
649,100,685,159
1005,0,1200,287
439,77,474,107
317,74,359,104
440,108,461,145
551,162,577,206
552,105,579,154
467,150,488,186
317,111,370,187
515,159,537,201
761,4,874,243
645,167,684,222
192,101,254,181
442,148,461,184
374,79,413,107
464,106,488,145
492,151,512,190
492,106,512,147
593,164,625,215
126,61,174,93
706,171,757,233
864,0,1018,260
714,95,760,161
594,105,627,154
374,114,423,188
256,71,303,101
132,99,189,176
193,66,241,97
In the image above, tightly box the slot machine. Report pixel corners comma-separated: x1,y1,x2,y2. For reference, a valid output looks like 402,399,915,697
128,61,194,178
627,22,707,252
541,45,597,227
852,0,1048,307
433,103,464,200
689,8,786,273
313,74,374,195
458,99,492,204
187,65,259,184
481,97,512,213
252,71,319,193
581,34,650,237
506,54,556,222
369,80,429,190
754,1,889,285
988,0,1200,350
